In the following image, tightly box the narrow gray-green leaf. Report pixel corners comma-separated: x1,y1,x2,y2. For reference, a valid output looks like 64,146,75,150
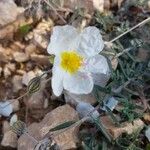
105,106,120,127
49,121,76,132
91,117,112,143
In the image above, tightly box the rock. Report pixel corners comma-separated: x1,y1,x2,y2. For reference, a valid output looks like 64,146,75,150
50,0,117,15
10,114,18,126
63,0,94,14
14,41,26,50
27,92,45,109
2,121,10,133
12,75,23,92
18,104,79,150
26,19,53,49
5,63,16,72
101,116,144,139
94,0,123,11
0,101,13,117
43,98,49,109
0,47,13,58
0,25,14,40
13,52,29,62
1,121,18,148
2,132,17,148
0,51,7,63
25,62,35,71
93,0,105,12
0,0,24,27
25,44,37,55
0,67,2,77
11,99,20,112
112,0,125,9
10,41,25,51
0,16,33,40
0,45,8,63
33,33,48,49
22,71,36,86
3,65,11,78
31,54,50,66
16,69,26,75
143,113,150,123
34,68,44,77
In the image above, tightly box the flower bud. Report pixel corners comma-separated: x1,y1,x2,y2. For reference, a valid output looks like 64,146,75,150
27,76,41,94
11,120,27,136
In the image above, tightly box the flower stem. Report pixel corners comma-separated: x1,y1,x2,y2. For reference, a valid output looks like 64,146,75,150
109,17,150,43
0,92,28,109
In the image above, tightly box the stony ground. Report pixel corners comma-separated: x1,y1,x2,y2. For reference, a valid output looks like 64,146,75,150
0,0,150,150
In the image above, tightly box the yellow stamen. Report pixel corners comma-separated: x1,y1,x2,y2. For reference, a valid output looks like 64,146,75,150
60,51,83,74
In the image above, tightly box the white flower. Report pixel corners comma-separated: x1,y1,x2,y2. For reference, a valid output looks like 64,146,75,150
47,25,110,96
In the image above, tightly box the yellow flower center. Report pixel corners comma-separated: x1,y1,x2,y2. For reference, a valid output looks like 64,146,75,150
60,51,83,74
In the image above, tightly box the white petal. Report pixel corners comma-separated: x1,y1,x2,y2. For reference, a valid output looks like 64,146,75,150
0,101,13,117
52,57,64,96
92,73,110,87
85,55,110,74
85,55,110,87
63,71,94,94
47,25,78,55
77,26,104,57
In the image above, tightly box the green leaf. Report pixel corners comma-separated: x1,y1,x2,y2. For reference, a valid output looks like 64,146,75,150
82,142,91,150
49,55,55,64
146,144,150,150
49,121,76,132
94,85,111,94
118,59,129,80
102,140,107,150
19,24,31,35
105,106,120,127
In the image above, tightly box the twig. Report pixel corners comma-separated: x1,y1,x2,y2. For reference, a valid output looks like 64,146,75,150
104,18,150,58
43,0,67,24
0,92,28,109
25,103,29,124
112,79,132,93
108,17,150,43
50,1,73,13
115,48,132,58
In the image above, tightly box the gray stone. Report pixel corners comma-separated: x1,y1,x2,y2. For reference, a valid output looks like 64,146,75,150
18,105,79,150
